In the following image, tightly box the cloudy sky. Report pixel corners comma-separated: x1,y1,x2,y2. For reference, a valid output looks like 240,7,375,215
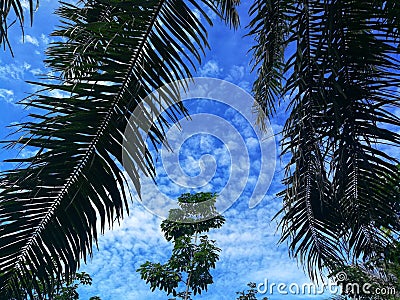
0,1,332,299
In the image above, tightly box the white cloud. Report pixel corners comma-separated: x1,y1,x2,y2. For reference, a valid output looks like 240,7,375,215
224,65,252,91
76,192,313,300
225,65,245,82
20,34,39,46
75,96,306,300
48,89,69,98
0,88,14,104
40,33,50,45
199,60,222,77
0,62,31,80
20,0,30,10
29,68,42,76
18,148,39,158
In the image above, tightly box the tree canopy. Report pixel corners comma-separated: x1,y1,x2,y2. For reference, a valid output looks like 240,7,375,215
137,192,225,300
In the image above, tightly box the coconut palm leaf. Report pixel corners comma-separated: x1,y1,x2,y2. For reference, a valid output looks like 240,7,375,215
249,0,400,281
0,0,39,54
0,0,239,298
247,0,289,120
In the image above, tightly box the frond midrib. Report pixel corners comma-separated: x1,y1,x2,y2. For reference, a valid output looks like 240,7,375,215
11,0,166,282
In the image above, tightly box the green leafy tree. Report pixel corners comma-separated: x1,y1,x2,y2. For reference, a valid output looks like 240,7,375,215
236,282,268,300
137,192,225,300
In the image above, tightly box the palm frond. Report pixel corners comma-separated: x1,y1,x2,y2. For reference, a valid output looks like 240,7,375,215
0,0,239,298
247,0,290,122
0,0,39,54
250,0,400,280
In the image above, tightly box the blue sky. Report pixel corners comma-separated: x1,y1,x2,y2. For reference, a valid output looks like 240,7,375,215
0,1,334,299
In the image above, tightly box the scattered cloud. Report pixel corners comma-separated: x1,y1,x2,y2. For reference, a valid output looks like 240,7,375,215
20,0,30,11
225,65,245,82
40,33,50,45
0,4,339,300
0,62,31,80
199,60,223,77
77,190,313,300
224,65,252,91
0,88,14,104
75,96,304,300
20,34,39,46
18,148,39,158
29,68,43,76
48,89,69,99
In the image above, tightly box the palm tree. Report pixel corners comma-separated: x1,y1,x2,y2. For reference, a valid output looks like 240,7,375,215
247,0,400,281
0,0,239,298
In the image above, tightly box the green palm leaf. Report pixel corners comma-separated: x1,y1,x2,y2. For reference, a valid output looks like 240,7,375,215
0,0,39,54
0,0,239,298
247,0,289,120
249,0,400,280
